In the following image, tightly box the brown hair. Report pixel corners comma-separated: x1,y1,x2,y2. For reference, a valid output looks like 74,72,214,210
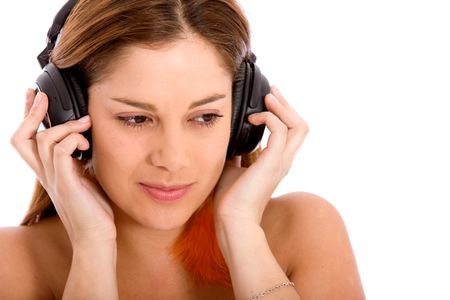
21,0,261,286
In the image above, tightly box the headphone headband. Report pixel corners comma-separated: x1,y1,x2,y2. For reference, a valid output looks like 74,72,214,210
37,0,77,68
37,0,258,68
36,0,269,160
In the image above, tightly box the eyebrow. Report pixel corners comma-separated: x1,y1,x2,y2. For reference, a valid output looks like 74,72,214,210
109,93,226,111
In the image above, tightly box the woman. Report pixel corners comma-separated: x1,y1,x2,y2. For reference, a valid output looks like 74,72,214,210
1,0,365,299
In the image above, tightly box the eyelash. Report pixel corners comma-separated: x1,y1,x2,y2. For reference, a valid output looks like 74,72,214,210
117,113,224,129
193,113,224,128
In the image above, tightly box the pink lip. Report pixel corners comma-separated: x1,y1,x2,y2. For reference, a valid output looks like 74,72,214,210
139,183,193,203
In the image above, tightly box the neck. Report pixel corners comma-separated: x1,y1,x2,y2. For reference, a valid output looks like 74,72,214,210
110,204,196,293
112,205,185,259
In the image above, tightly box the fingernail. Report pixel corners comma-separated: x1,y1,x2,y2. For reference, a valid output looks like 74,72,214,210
26,88,35,99
33,93,42,107
78,115,90,123
269,93,279,104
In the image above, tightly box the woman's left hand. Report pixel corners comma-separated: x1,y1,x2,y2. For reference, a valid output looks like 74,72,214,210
213,86,309,225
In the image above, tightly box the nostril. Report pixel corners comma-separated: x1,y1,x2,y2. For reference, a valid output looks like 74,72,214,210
148,149,187,172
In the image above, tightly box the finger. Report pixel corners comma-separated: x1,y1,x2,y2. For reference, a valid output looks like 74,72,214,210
18,92,48,139
248,111,287,162
264,88,310,161
270,85,289,107
36,116,91,144
35,116,91,174
249,110,308,177
24,88,36,118
284,116,309,162
53,133,90,184
10,92,49,174
264,93,302,131
54,132,90,158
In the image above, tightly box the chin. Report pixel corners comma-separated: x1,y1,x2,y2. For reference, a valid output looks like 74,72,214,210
137,210,192,231
113,195,205,232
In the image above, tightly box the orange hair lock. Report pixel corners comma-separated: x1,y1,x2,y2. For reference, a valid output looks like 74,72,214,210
173,196,232,287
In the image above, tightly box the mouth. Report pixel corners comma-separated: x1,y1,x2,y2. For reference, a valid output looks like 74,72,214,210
139,182,194,203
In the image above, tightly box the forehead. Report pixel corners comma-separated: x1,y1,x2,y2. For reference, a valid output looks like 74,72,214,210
92,36,233,102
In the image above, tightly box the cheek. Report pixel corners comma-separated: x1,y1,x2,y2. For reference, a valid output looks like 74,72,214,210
196,124,231,179
192,119,231,162
90,122,141,181
91,123,114,159
192,138,226,174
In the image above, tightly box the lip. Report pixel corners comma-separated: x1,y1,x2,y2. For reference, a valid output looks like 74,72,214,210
139,182,194,203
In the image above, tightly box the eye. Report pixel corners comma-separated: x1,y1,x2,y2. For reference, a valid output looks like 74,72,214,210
117,115,153,128
192,113,224,128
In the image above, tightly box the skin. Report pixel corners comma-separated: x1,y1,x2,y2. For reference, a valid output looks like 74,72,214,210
89,40,231,233
2,35,366,299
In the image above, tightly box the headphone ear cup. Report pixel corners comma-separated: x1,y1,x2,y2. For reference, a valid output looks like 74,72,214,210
59,67,88,119
35,63,91,159
227,61,270,159
60,67,92,159
36,63,88,125
228,61,248,159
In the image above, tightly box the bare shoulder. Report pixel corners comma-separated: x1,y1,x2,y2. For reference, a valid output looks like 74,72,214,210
0,217,70,300
262,191,339,229
262,191,342,249
262,191,366,300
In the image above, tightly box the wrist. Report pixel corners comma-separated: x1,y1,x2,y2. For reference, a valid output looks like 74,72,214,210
72,239,117,258
73,237,116,248
70,230,117,249
215,217,264,262
214,204,265,227
65,240,118,300
214,217,295,299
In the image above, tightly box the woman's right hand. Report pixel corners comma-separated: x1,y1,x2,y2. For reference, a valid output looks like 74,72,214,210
10,89,116,247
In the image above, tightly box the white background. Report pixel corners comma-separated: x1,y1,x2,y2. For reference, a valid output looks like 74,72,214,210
1,1,449,299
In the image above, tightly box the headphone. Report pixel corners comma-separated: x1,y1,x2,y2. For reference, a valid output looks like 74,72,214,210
36,0,270,160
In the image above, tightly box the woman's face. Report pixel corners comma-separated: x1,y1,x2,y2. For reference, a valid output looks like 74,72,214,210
88,36,232,230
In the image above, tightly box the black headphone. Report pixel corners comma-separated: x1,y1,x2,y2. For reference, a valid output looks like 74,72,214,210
36,0,270,160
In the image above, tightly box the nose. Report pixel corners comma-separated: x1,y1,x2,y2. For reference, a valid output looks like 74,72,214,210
147,126,188,172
